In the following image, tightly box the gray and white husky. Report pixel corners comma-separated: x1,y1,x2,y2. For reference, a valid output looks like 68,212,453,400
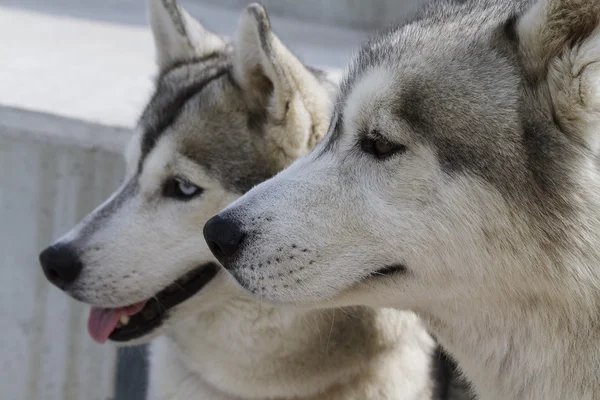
37,1,470,399
206,0,600,399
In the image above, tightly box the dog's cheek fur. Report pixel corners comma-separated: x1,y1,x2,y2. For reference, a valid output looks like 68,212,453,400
71,201,204,307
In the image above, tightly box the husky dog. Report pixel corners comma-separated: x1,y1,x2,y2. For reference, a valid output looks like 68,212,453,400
205,0,600,399
37,1,470,399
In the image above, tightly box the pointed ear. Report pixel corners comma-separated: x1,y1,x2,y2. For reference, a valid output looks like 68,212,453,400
232,4,332,162
232,4,290,113
517,0,600,151
147,0,227,71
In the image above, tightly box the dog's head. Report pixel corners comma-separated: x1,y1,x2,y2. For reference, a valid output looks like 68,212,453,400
38,0,333,344
206,0,600,312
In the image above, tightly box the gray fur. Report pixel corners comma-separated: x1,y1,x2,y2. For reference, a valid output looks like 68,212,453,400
137,49,335,194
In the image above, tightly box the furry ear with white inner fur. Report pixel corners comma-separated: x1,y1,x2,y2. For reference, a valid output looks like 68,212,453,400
517,0,600,152
233,3,332,162
147,0,227,71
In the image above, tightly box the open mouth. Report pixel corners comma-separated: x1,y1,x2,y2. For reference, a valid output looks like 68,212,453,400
87,262,219,343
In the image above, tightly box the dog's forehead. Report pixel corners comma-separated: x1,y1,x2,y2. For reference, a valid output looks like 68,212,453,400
342,67,395,134
134,56,279,194
321,0,539,195
137,54,233,169
336,0,523,111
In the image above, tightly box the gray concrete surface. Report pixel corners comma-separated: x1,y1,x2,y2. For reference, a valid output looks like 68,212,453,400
0,106,128,400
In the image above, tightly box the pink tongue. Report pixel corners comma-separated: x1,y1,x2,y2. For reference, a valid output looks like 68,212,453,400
87,301,147,344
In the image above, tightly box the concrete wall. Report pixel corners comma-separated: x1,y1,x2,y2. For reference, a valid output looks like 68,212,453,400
0,107,129,400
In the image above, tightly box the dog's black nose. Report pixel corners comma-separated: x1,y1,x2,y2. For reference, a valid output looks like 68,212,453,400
39,244,83,290
204,214,246,262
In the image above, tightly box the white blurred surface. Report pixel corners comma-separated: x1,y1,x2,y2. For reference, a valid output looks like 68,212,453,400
0,2,360,128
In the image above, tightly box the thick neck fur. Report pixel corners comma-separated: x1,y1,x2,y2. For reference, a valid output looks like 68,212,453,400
422,173,600,399
149,300,435,400
420,292,600,400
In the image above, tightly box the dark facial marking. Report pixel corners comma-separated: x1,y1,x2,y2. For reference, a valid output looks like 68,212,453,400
370,264,407,278
247,6,272,57
138,56,232,173
394,83,425,131
502,14,519,45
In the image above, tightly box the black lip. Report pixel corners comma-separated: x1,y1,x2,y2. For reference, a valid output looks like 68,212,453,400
109,262,219,342
369,264,407,278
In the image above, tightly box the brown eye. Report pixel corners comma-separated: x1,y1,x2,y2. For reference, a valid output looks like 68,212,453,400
360,134,407,160
374,140,396,155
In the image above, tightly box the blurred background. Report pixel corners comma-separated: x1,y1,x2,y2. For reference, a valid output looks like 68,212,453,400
0,1,424,399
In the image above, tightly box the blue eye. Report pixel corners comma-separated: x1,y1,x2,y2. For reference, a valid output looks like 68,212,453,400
177,181,198,196
163,178,203,200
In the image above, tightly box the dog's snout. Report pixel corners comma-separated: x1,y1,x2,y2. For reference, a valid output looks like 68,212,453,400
204,215,246,264
39,244,83,290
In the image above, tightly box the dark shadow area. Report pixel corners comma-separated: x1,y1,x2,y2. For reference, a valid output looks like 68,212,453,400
114,345,149,400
